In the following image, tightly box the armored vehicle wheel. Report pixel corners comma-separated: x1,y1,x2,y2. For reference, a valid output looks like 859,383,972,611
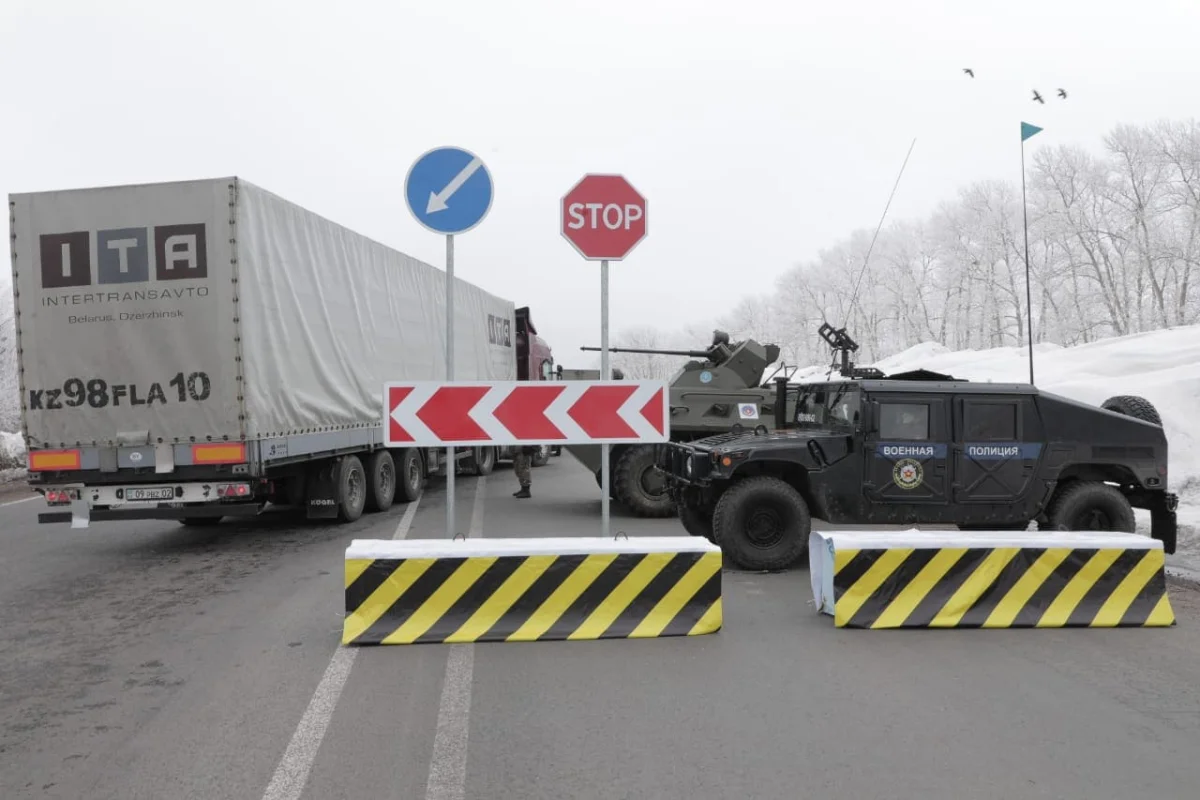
711,476,810,571
677,498,715,543
337,454,367,523
396,448,423,503
594,469,618,500
1101,395,1162,426
614,445,675,517
180,516,222,527
365,450,396,513
532,445,551,468
1042,481,1136,532
466,446,495,476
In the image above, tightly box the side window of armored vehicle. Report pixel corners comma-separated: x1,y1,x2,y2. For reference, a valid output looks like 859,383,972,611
879,402,930,440
963,401,1018,441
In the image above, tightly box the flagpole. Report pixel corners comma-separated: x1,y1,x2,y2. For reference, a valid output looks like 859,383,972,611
1019,121,1042,385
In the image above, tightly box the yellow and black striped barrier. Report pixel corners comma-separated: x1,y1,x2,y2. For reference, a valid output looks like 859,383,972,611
343,537,722,645
809,530,1176,629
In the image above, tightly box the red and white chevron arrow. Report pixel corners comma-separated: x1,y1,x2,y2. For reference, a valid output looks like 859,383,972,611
383,380,669,446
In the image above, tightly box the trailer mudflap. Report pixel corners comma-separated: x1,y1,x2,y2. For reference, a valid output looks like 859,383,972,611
305,459,341,519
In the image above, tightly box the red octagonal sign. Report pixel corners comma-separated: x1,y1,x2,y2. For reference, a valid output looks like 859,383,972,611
560,174,648,261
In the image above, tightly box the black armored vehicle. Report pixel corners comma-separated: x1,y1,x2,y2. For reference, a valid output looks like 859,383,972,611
656,325,1179,571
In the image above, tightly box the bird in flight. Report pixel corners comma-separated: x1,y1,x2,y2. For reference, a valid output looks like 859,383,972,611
963,68,974,77
1057,88,1068,99
1032,90,1045,104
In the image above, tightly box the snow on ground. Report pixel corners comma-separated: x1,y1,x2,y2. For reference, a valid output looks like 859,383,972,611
0,430,26,483
780,324,1200,579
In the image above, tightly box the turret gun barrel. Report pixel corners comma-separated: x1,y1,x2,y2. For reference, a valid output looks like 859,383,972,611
579,346,713,358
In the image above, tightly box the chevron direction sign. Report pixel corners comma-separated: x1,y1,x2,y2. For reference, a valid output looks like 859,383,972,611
384,381,670,446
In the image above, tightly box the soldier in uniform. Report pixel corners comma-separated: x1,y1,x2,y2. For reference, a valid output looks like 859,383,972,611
513,445,536,498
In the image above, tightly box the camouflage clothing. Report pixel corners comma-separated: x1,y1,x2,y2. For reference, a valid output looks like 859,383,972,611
513,446,534,488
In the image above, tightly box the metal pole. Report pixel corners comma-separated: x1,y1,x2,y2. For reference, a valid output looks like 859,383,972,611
600,259,610,539
446,233,456,538
1021,142,1035,385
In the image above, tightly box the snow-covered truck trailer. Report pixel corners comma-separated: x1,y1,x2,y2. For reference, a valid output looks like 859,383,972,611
9,177,556,527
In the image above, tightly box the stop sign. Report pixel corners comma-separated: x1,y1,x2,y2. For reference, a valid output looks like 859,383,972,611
560,174,648,261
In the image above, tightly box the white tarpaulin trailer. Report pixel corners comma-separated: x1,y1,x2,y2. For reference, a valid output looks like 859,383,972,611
10,176,539,526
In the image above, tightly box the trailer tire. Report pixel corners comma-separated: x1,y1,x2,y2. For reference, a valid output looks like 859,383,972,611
395,448,423,503
467,446,495,476
532,445,551,468
180,517,222,527
365,450,396,513
337,455,367,523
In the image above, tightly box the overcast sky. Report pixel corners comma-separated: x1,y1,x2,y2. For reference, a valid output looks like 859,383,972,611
4,0,1198,368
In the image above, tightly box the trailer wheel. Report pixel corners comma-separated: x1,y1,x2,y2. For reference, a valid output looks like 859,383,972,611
365,450,396,513
337,455,367,523
395,448,423,503
467,446,495,476
532,445,551,468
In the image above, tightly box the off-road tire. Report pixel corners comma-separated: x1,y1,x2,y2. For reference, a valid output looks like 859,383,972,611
337,454,367,523
677,499,715,543
711,476,810,571
395,448,423,503
613,445,675,518
365,450,396,513
1101,395,1162,426
594,469,619,500
466,446,495,476
180,516,222,527
1042,480,1136,532
532,445,551,468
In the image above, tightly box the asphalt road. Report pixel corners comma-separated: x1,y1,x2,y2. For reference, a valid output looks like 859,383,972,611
2,456,1199,800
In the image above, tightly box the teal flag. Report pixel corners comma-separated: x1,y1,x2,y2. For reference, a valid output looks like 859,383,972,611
1021,121,1043,142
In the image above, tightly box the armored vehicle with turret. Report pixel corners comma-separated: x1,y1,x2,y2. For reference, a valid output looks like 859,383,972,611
564,330,797,517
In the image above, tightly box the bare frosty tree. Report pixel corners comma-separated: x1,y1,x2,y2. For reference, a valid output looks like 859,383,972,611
643,117,1200,369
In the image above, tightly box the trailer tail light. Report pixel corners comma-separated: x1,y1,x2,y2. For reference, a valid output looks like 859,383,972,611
44,488,80,505
217,483,251,498
29,449,81,472
192,443,246,465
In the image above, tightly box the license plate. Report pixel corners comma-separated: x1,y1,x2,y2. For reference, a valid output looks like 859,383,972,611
126,487,175,502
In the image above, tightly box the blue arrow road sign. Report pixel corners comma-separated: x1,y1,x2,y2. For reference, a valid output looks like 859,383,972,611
404,146,494,235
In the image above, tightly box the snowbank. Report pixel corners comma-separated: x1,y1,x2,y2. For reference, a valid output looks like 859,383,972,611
0,430,26,482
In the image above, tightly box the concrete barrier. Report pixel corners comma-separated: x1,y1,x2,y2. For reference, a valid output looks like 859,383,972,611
343,536,722,645
809,529,1176,629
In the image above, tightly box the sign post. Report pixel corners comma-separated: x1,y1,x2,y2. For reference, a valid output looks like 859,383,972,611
560,174,649,537
404,146,494,538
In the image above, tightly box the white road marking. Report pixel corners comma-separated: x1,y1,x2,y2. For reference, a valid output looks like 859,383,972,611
0,495,38,508
260,496,422,800
424,475,486,800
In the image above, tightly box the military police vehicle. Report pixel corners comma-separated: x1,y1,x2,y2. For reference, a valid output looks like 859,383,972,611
656,326,1179,571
